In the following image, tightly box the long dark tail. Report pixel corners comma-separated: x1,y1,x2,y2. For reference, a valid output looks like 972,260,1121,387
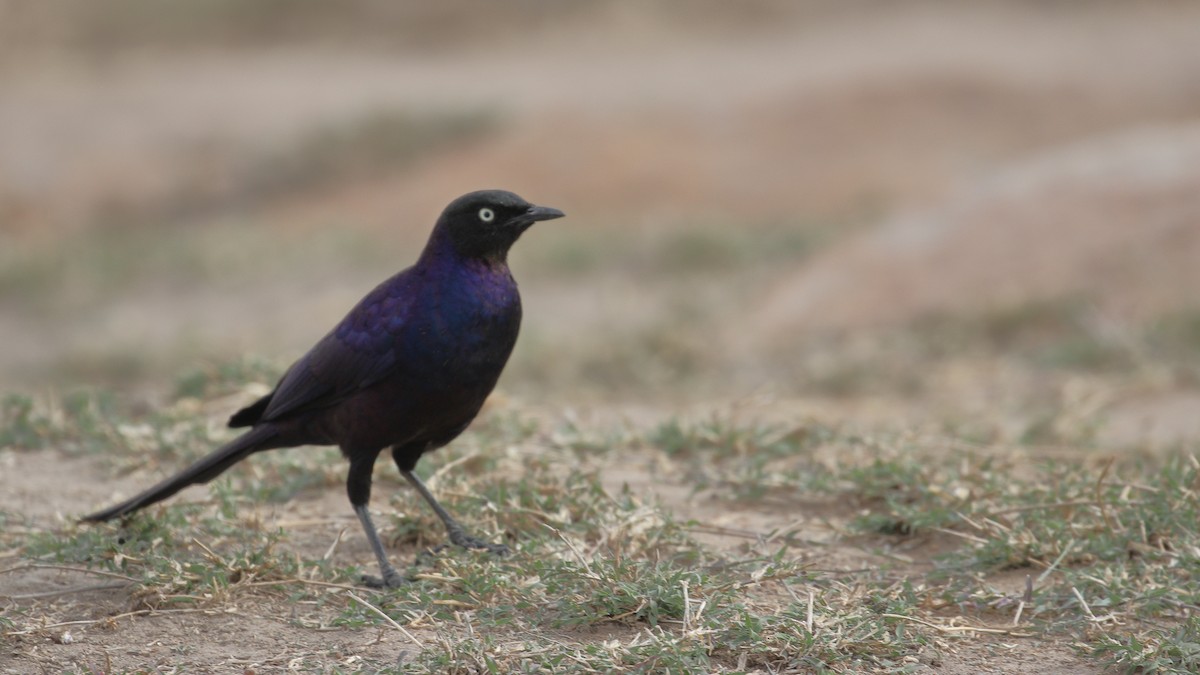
82,425,282,522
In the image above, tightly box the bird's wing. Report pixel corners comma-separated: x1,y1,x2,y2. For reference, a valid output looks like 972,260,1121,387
258,275,415,423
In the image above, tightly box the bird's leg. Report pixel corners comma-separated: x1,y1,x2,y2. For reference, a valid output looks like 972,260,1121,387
354,504,405,588
401,469,509,556
347,454,406,588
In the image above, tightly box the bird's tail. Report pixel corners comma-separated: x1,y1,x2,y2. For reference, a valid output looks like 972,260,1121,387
81,425,282,522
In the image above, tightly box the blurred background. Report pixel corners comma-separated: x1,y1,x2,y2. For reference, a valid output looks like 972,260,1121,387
3,0,1200,446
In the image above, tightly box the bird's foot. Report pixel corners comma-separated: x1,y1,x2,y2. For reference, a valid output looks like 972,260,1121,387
361,566,407,589
448,528,510,556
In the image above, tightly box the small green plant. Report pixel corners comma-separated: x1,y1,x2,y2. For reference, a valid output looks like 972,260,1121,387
1093,616,1200,674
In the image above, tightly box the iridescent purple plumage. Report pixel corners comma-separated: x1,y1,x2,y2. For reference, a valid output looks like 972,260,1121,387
83,190,564,588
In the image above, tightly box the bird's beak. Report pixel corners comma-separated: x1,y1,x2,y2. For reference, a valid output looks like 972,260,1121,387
524,204,565,222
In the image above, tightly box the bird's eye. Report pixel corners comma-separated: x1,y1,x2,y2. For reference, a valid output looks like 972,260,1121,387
478,207,495,223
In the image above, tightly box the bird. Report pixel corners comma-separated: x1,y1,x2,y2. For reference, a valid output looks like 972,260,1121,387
82,189,564,588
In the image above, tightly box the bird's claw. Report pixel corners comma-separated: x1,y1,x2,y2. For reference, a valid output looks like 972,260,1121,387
448,529,510,556
361,568,407,589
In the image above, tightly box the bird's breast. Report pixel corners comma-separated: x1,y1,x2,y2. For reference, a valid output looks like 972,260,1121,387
404,264,522,376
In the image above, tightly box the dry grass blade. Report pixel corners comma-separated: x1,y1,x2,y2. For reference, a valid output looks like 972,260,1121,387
3,581,133,600
242,577,365,592
880,614,1033,637
6,608,210,635
0,563,142,583
323,527,347,561
681,579,691,633
931,526,989,544
191,536,228,569
1035,538,1076,584
426,451,479,489
545,523,597,579
1095,457,1116,532
806,589,815,635
987,499,1144,517
1070,586,1116,625
346,591,423,648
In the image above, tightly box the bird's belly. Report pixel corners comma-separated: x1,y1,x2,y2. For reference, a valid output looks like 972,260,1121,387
326,319,517,452
328,386,480,452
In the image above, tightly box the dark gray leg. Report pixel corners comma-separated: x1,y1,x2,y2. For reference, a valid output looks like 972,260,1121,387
400,469,509,556
355,504,405,588
346,453,405,588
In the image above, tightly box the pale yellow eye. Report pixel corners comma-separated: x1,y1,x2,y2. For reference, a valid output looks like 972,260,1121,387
478,207,495,223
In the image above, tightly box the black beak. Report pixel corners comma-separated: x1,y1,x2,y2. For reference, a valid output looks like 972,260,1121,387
524,204,565,222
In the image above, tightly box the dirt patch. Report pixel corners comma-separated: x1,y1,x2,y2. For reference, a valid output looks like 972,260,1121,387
1,593,423,673
750,123,1200,340
0,450,115,524
1100,390,1200,449
935,639,1103,675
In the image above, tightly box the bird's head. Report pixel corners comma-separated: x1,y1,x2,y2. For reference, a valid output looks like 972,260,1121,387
433,190,564,261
